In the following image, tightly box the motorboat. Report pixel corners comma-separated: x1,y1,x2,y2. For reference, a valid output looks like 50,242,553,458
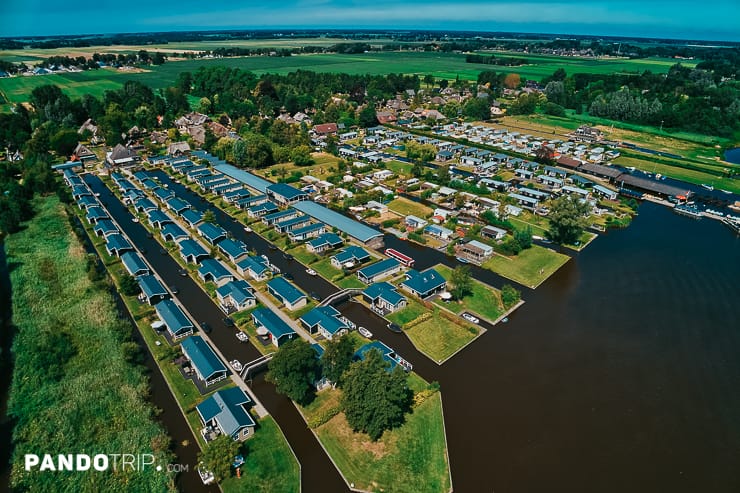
358,327,373,338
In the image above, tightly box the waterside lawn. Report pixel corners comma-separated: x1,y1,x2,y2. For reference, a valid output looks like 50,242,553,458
482,244,570,288
301,382,451,493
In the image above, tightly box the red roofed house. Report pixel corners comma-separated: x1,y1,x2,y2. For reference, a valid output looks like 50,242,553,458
313,123,338,136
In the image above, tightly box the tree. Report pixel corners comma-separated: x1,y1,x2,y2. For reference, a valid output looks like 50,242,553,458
291,145,314,166
50,129,79,157
320,335,355,387
463,98,491,120
546,196,591,245
342,349,413,441
357,105,378,128
514,226,533,250
423,74,435,88
449,265,472,301
266,339,321,405
119,274,140,296
504,73,521,89
405,141,437,163
202,209,216,224
501,284,521,308
198,435,240,483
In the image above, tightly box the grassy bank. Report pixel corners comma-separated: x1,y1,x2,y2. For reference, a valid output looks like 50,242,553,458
221,417,300,493
433,264,503,321
5,196,174,492
303,382,451,493
482,244,570,288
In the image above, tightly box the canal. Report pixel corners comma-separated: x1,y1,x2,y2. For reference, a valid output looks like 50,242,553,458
92,171,740,492
85,175,348,492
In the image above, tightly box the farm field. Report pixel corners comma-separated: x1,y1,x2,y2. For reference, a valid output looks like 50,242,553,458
0,50,701,107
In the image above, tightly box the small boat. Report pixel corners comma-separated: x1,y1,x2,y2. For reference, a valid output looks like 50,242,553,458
701,184,714,191
720,189,733,195
243,226,252,233
305,268,317,276
235,332,249,342
197,465,215,485
461,313,480,324
456,256,469,264
230,360,243,372
501,317,509,323
358,327,373,339
673,204,703,219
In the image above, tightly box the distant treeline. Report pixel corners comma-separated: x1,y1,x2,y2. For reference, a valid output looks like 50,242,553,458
465,54,527,66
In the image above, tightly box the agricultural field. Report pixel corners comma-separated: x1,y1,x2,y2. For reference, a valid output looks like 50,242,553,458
0,50,701,108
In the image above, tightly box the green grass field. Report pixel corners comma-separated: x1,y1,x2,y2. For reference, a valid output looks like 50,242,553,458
387,197,433,218
307,387,451,493
433,264,503,322
482,244,570,288
6,197,173,492
0,50,699,107
221,416,300,493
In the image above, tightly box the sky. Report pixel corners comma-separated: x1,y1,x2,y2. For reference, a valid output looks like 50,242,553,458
1,0,739,42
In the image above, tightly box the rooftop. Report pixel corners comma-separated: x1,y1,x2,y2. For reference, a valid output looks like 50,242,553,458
267,276,307,305
251,308,296,339
196,387,255,438
155,299,193,335
215,163,272,193
181,335,227,379
294,201,383,243
299,306,349,336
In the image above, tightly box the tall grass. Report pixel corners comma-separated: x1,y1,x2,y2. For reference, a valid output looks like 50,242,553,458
6,197,174,492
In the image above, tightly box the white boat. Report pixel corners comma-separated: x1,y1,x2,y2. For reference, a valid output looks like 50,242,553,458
720,189,732,195
306,268,317,276
132,217,139,223
461,313,480,324
197,465,215,485
358,327,373,338
243,226,252,233
701,184,714,191
235,332,249,342
230,360,243,372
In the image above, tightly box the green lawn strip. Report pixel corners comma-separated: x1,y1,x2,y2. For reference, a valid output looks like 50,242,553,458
482,244,570,288
613,155,740,194
310,256,343,280
6,197,173,491
386,160,414,176
386,299,428,326
312,391,450,493
402,306,479,363
221,416,300,493
336,276,367,289
287,245,320,265
432,264,503,321
387,197,433,218
508,216,549,237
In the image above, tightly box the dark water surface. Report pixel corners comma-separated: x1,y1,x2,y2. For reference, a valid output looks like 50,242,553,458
437,202,740,493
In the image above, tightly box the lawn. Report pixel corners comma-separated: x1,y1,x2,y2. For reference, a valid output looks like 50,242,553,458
482,244,570,288
335,276,367,289
221,416,300,493
433,264,503,322
311,256,343,280
386,299,428,326
405,309,479,363
307,386,451,493
385,160,414,176
387,197,433,218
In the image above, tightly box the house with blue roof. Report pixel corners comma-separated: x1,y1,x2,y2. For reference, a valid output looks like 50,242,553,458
155,299,194,339
197,222,227,245
331,245,371,269
561,185,590,199
299,306,350,340
275,215,311,233
161,223,189,242
213,182,243,196
251,308,297,347
307,232,344,254
262,208,298,226
217,238,249,262
266,277,307,311
266,183,309,206
424,224,454,240
76,194,98,210
362,282,407,313
237,194,268,210
400,268,447,299
105,234,133,257
198,259,234,285
404,215,428,230
357,258,402,284
153,187,175,202
181,336,228,387
196,387,256,442
141,178,159,191
179,239,209,264
85,206,109,224
216,280,256,313
72,185,92,199
247,201,279,218
165,197,191,215
236,256,271,281
592,184,618,200
137,274,168,305
569,174,593,187
223,188,250,203
147,209,173,229
134,197,157,213
354,341,411,372
93,219,118,238
181,209,204,228
121,251,149,277
288,222,325,241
